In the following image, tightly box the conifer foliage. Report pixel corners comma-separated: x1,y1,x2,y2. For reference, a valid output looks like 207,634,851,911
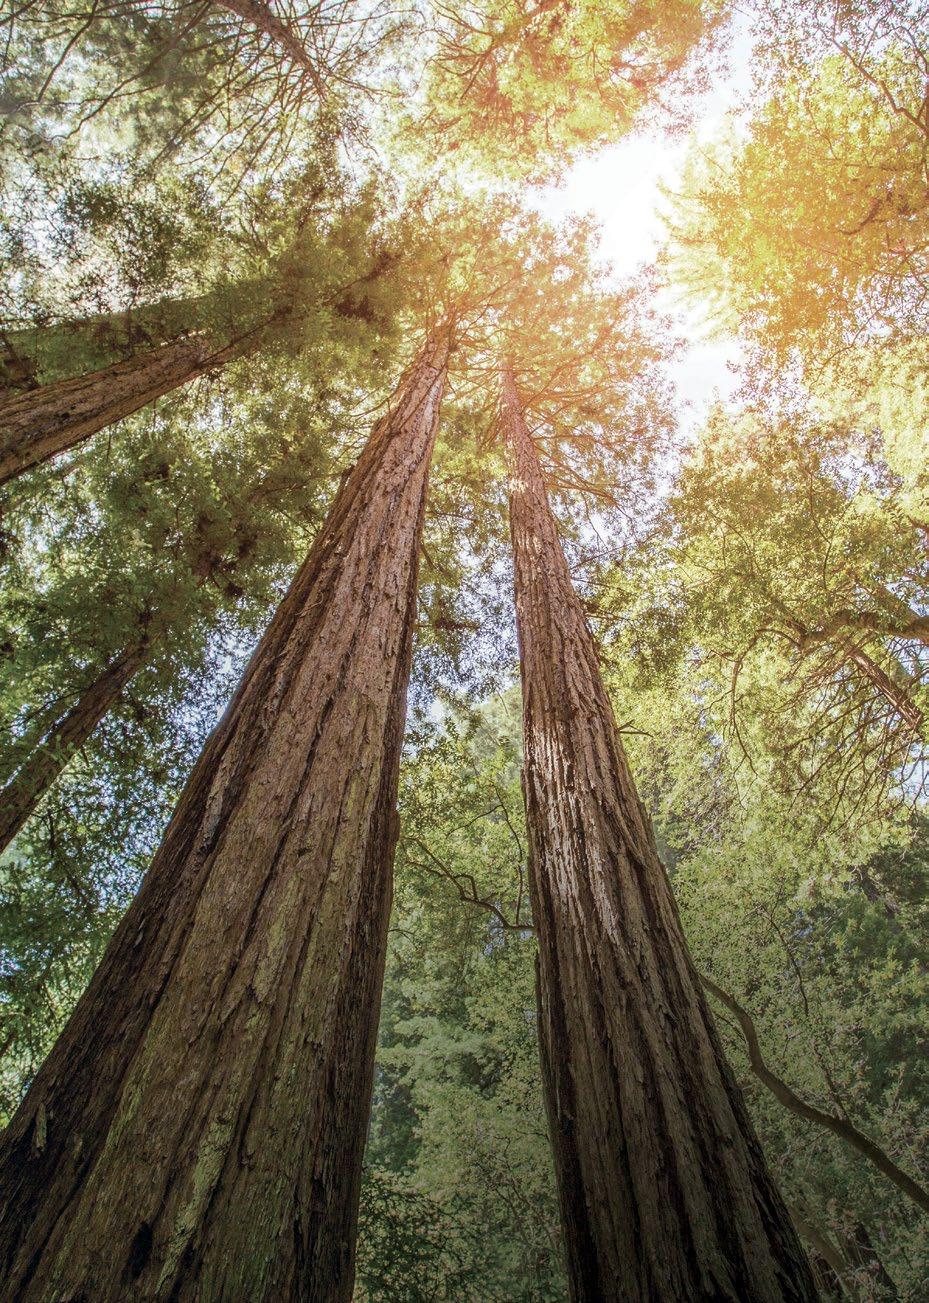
1,0,927,1299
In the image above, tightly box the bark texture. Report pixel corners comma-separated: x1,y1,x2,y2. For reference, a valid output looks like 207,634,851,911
0,331,449,1302
0,641,149,854
0,335,240,485
501,364,819,1303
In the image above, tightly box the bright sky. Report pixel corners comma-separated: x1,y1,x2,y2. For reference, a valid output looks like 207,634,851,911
536,17,755,436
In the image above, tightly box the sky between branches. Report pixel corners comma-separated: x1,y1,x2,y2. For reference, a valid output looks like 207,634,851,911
538,12,756,435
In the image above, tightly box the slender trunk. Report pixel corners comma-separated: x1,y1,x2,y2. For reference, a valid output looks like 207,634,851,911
0,641,149,854
843,1223,898,1297
0,329,449,1301
0,443,309,848
501,364,818,1303
213,0,326,93
0,335,242,485
786,1207,854,1300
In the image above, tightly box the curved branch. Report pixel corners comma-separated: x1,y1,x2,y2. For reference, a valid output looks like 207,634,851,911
406,836,532,933
701,973,929,1215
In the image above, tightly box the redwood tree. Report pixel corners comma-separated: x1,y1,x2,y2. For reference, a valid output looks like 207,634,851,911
501,363,819,1302
0,327,451,1302
0,335,243,486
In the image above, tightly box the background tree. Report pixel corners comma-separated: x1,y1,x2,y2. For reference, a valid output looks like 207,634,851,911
671,0,929,516
418,0,728,172
597,408,929,822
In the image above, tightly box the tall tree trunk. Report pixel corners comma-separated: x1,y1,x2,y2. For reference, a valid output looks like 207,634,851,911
501,364,819,1303
0,641,149,854
0,335,242,485
0,329,450,1302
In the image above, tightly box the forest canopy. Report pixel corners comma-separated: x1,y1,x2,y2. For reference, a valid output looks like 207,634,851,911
0,1,926,1300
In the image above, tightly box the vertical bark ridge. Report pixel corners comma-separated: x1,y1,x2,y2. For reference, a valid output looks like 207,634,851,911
501,363,819,1303
0,335,242,485
0,328,450,1302
0,641,149,854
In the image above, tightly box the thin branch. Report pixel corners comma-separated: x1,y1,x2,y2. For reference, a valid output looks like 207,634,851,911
701,973,929,1215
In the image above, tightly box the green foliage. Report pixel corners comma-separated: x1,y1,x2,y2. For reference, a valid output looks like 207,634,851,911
0,1,927,1297
419,0,727,173
363,697,565,1300
596,407,929,827
356,1169,486,1302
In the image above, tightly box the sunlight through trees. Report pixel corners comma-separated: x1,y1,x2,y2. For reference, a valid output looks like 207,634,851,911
0,1,926,1299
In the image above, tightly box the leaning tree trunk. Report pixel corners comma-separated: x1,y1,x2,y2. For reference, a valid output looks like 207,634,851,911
0,290,217,397
0,334,242,485
501,364,819,1303
0,641,149,854
0,328,450,1302
213,0,326,92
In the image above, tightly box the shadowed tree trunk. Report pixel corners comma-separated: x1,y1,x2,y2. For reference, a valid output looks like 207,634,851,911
843,1223,898,1297
786,1207,852,1300
0,334,243,485
0,641,150,854
0,327,450,1302
501,363,819,1303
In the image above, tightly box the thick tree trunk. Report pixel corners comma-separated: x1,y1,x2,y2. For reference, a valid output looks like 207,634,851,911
501,364,819,1303
0,330,449,1301
0,641,149,854
0,334,241,485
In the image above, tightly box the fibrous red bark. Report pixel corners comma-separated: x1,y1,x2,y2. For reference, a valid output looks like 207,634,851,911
0,335,240,485
501,364,819,1303
0,329,450,1301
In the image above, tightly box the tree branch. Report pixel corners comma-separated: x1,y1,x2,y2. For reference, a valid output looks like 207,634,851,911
701,973,929,1215
212,0,327,96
